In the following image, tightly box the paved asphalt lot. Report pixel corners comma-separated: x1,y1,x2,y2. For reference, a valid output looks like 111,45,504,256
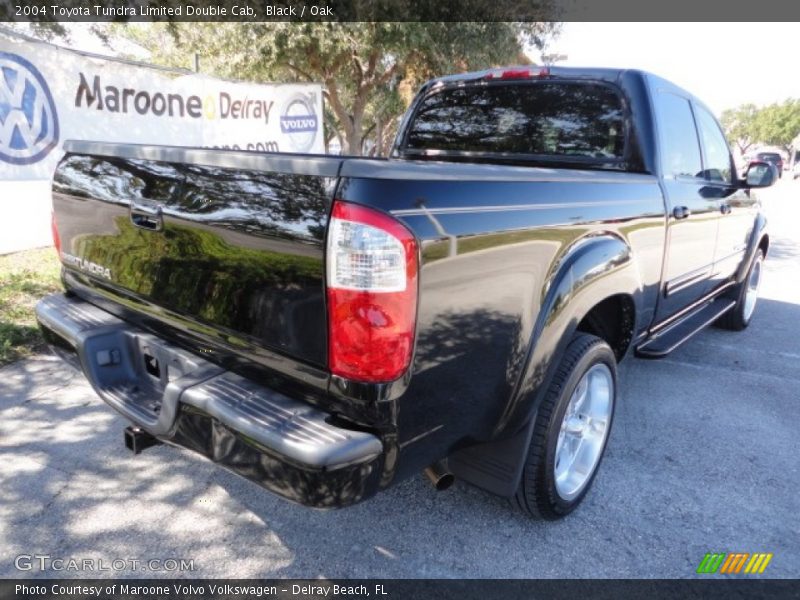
1,178,798,579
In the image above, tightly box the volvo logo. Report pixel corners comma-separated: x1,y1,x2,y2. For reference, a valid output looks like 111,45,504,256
0,52,59,165
279,92,319,153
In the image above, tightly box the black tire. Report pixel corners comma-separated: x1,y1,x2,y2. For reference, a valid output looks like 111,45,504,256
512,333,617,520
716,249,764,331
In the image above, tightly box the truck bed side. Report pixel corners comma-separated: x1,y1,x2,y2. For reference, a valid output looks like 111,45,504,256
335,160,665,481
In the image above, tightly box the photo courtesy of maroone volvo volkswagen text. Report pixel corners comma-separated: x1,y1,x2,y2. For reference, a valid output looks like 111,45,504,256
37,66,775,519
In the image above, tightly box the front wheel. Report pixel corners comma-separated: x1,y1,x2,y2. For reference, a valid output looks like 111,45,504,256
716,249,764,331
512,333,617,520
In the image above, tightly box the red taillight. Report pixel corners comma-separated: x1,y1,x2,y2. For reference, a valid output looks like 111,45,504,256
326,200,418,383
51,211,61,255
485,67,550,80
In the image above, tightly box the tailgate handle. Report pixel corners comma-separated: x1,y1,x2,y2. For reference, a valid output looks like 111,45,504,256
130,202,164,231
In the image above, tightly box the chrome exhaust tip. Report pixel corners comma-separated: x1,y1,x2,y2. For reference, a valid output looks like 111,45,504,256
424,461,455,491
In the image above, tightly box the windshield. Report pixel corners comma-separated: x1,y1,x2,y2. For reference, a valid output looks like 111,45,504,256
402,81,627,165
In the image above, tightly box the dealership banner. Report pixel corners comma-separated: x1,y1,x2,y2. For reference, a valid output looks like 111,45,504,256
0,29,324,183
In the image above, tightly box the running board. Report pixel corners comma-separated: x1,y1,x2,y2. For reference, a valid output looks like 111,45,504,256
635,298,736,359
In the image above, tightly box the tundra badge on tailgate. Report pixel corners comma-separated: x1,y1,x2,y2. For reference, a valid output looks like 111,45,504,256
61,252,112,279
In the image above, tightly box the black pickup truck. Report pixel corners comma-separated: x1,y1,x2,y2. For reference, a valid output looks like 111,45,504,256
37,66,776,519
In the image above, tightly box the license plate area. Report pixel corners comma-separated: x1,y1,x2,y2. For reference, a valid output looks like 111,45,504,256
143,350,161,379
81,328,223,434
131,336,199,387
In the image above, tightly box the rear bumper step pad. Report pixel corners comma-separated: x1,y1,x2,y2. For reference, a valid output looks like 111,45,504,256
36,293,384,507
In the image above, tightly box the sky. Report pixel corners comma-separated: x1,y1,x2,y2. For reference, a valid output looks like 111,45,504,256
46,22,800,117
540,22,800,115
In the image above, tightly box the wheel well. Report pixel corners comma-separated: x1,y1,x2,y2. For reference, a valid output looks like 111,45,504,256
576,294,635,361
759,233,769,257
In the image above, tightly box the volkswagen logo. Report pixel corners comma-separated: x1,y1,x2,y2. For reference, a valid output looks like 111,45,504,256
0,52,59,165
279,92,319,153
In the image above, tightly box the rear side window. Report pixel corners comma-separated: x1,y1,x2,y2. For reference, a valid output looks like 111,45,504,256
653,92,702,179
403,82,626,162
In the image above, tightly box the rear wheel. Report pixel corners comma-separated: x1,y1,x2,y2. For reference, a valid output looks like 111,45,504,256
512,333,616,520
716,249,764,331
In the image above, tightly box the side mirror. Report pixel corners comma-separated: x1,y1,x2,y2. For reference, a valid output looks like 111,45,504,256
745,161,777,188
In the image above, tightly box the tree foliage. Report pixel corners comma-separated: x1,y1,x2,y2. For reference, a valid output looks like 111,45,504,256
722,99,800,155
117,23,559,155
755,99,800,153
1,20,112,45
720,103,759,154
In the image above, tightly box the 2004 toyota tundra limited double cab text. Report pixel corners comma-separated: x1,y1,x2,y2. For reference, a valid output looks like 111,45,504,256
38,66,776,519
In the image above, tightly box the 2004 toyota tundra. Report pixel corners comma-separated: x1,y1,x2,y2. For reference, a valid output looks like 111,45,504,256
37,66,775,519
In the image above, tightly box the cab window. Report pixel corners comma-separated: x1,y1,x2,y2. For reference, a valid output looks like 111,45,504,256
694,105,733,184
653,92,703,179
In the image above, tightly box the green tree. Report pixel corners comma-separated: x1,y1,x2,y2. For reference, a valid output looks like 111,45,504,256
722,99,800,157
720,103,759,154
118,23,559,155
754,99,800,156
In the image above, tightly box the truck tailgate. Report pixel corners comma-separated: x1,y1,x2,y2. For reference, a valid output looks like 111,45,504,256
52,142,342,369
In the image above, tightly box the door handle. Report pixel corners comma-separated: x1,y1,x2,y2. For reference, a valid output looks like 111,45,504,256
130,202,164,231
720,204,732,215
672,206,691,220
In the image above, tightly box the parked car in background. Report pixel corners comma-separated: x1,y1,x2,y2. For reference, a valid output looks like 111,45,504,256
749,151,784,178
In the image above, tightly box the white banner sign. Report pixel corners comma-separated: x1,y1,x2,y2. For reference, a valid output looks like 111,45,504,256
0,31,325,182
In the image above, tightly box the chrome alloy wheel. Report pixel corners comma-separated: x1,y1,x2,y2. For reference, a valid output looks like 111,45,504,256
554,363,614,501
743,254,763,322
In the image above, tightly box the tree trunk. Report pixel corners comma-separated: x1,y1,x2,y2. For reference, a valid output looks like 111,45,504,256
345,109,365,155
344,129,363,155
379,117,399,156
